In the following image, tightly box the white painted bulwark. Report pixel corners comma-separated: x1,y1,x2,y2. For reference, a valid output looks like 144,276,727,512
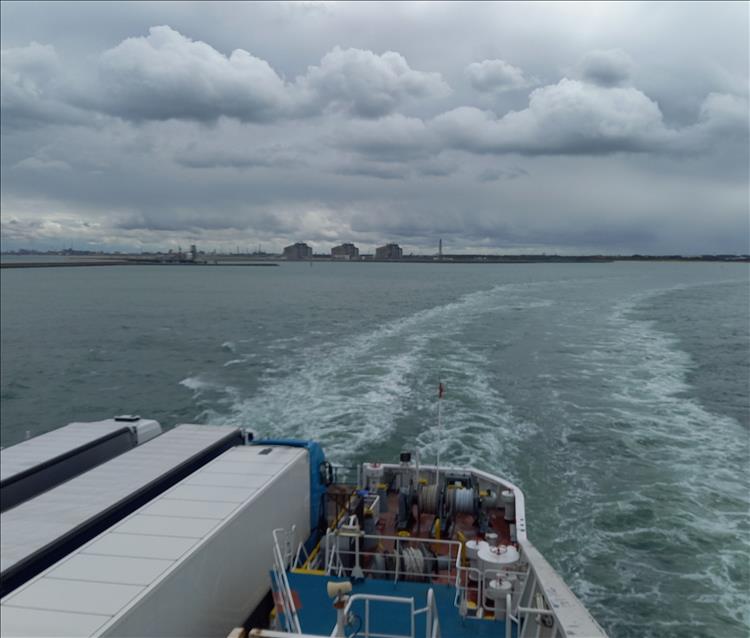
1,444,312,638
519,540,608,637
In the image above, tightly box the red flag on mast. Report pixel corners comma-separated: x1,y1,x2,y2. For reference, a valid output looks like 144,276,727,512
438,382,445,399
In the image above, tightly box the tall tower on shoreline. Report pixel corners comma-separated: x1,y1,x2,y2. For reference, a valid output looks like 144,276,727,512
438,238,443,260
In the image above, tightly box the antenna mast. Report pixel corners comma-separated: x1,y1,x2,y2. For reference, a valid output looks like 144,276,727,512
436,381,445,484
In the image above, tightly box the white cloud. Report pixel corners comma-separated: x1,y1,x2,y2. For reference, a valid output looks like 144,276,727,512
696,92,749,134
94,26,289,122
669,92,750,154
80,27,450,123
433,79,675,155
0,42,87,129
2,40,59,79
295,46,450,118
330,80,747,162
465,59,532,92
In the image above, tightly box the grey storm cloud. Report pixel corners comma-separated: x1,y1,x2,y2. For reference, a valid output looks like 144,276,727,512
1,1,748,254
335,161,407,181
477,167,529,182
578,49,635,87
332,115,437,161
176,146,306,170
0,41,88,129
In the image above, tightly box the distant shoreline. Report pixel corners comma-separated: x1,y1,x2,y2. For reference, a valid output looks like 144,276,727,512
2,255,748,268
0,260,279,269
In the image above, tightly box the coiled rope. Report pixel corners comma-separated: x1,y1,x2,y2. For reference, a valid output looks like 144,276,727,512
451,488,474,514
401,547,425,576
419,485,439,514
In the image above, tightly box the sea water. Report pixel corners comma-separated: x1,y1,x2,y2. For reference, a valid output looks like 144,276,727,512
1,261,748,637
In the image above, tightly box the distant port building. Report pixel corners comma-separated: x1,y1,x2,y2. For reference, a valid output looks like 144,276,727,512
375,243,403,260
283,242,313,260
331,243,360,260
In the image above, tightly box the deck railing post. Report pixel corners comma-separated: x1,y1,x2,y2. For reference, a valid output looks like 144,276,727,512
272,529,302,634
395,537,401,583
426,597,432,638
505,593,512,638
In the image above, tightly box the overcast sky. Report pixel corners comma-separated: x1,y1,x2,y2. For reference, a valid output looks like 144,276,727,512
1,1,748,254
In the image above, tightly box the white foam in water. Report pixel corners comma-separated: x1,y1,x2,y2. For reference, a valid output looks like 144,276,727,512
179,375,242,416
215,282,542,463
179,376,214,393
413,342,534,478
221,341,237,353
223,358,246,367
552,287,750,635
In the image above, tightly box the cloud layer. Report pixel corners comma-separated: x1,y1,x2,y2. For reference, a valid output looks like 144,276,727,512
1,2,748,254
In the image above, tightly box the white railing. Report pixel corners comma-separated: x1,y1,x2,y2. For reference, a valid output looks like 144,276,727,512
360,463,528,541
453,564,481,616
338,593,415,638
422,588,441,638
333,589,441,638
323,531,461,583
272,528,302,635
321,529,490,618
479,565,529,615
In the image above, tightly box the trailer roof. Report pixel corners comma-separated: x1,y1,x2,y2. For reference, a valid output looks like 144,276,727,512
0,425,240,583
0,444,306,637
0,419,140,483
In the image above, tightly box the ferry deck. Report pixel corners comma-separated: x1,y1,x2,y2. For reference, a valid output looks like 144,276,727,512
263,457,606,638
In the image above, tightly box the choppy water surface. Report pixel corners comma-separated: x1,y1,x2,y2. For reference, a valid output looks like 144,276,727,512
1,262,748,636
